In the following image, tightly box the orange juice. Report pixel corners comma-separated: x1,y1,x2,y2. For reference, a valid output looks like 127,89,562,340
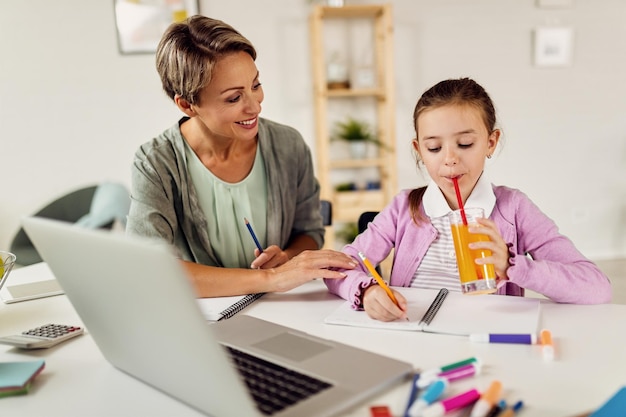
449,208,497,294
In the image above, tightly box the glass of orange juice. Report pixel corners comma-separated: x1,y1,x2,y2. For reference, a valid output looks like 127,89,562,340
448,208,496,294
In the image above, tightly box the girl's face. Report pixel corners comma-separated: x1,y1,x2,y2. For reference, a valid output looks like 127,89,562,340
413,104,499,209
191,51,264,142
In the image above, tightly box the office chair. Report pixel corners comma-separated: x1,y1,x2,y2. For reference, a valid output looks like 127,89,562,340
357,211,378,235
10,182,131,266
357,211,381,275
320,199,332,226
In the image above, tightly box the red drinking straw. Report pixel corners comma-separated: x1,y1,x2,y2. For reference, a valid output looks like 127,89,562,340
452,177,468,225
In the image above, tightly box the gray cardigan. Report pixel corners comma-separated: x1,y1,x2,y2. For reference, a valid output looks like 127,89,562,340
126,117,324,266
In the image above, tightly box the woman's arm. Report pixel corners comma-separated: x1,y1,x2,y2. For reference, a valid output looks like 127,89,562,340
185,249,357,297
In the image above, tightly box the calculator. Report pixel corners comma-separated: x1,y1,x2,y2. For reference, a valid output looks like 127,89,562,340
0,324,84,349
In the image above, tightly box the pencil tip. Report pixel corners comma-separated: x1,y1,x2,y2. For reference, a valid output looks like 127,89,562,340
244,217,249,224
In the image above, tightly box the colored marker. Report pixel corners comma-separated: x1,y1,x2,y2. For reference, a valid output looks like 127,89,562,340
417,362,481,389
370,405,393,417
404,373,421,417
470,380,503,417
408,378,448,416
469,333,537,344
485,399,507,417
244,217,263,253
541,329,554,361
419,357,480,380
499,400,524,417
421,388,481,417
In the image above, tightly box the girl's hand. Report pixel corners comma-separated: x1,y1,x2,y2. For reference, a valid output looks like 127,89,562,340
362,285,408,322
470,217,510,284
250,245,289,269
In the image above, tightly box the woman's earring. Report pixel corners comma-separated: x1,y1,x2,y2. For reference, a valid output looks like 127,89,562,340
487,154,492,159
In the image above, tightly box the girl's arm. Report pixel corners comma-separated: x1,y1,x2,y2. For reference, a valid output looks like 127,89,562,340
503,191,611,304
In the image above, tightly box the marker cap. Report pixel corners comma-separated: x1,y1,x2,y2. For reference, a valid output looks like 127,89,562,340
541,329,554,361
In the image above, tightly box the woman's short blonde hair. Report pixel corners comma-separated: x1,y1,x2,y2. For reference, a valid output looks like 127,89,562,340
156,15,256,105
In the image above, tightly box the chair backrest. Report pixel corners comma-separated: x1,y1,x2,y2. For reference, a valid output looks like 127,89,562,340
10,182,130,266
10,186,98,266
75,182,131,228
357,211,379,235
320,199,332,226
357,211,381,275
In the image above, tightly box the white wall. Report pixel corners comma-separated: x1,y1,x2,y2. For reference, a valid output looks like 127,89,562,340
1,0,624,260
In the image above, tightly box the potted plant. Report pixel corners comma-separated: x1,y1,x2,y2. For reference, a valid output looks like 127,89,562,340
332,117,386,159
335,222,359,244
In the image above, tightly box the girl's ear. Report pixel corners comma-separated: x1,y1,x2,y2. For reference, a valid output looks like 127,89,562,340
488,129,501,154
412,138,424,165
174,95,196,117
412,138,421,156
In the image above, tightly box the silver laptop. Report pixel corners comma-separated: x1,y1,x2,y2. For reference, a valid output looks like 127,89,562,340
22,216,412,417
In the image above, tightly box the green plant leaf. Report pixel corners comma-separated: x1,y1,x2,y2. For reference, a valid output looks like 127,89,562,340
331,117,390,150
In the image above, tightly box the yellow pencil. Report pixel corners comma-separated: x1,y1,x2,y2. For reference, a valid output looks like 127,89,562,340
357,251,400,307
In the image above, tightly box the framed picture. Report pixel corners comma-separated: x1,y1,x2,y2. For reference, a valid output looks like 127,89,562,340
533,27,574,67
114,0,199,54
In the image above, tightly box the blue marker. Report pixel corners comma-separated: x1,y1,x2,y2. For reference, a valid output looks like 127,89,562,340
469,333,537,344
500,400,524,417
408,378,448,416
403,373,421,417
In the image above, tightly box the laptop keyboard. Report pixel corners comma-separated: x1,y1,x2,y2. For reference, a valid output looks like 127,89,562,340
226,346,333,415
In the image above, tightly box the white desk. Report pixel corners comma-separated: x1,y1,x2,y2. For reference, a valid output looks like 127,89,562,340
1,273,625,417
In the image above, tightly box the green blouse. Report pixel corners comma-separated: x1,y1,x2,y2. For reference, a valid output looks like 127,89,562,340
185,140,267,268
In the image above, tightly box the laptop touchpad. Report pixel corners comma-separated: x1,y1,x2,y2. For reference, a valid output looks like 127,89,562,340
253,332,332,362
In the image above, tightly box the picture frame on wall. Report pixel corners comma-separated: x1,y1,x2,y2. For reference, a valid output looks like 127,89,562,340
114,0,199,54
533,27,574,67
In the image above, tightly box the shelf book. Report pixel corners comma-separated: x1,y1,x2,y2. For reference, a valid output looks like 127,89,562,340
324,287,541,336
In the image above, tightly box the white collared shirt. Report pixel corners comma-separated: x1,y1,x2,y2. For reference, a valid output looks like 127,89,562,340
422,173,496,220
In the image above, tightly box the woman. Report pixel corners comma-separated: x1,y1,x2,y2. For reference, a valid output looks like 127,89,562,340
127,16,355,297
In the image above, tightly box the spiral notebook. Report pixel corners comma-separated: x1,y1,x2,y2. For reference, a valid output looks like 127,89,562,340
325,287,541,336
197,293,265,321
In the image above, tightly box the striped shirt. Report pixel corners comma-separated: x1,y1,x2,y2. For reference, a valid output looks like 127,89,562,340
410,214,462,292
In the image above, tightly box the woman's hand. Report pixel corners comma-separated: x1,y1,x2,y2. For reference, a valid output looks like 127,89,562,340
470,217,510,284
362,285,408,322
265,249,358,293
250,245,289,269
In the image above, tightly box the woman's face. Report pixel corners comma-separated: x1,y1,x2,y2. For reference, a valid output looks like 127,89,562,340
191,51,264,142
413,104,499,209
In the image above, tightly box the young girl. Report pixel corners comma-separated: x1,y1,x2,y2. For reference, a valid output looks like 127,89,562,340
325,78,611,321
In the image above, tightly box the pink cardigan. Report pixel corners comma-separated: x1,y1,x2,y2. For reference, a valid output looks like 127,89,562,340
325,186,612,309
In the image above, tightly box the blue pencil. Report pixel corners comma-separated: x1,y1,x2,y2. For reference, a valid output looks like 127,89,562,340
244,218,263,253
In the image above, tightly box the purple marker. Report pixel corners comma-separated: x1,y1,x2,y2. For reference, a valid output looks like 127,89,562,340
469,333,537,344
